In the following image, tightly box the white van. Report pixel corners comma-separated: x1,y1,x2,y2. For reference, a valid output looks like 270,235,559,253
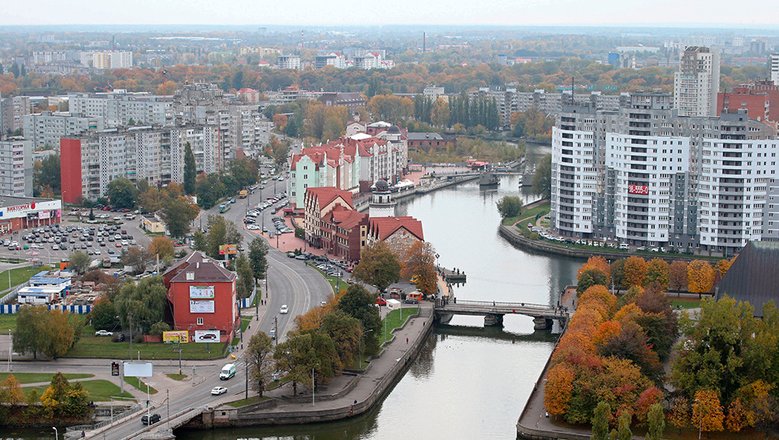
619,243,629,250
219,363,236,380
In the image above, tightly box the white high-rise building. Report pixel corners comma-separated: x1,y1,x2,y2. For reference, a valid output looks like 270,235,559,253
277,55,301,70
770,53,779,85
674,46,720,117
0,139,32,197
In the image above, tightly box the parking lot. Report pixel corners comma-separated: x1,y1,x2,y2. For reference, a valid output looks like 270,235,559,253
0,208,156,267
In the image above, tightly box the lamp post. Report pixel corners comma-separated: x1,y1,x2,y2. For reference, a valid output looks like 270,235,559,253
7,329,11,372
52,427,58,440
311,366,316,406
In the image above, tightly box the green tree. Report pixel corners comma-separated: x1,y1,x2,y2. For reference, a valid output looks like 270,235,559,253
68,251,91,274
113,276,168,334
592,401,611,440
577,268,608,294
321,310,363,368
33,154,61,196
646,403,665,440
337,284,381,355
268,137,290,169
273,333,318,397
183,142,197,195
496,195,522,219
121,246,149,274
203,215,242,259
247,332,274,397
195,174,227,209
90,299,119,331
14,307,76,360
235,253,254,299
149,321,171,337
352,241,400,293
430,97,451,127
533,153,552,199
160,196,199,238
248,237,268,283
617,412,632,440
230,157,259,189
645,258,670,291
106,177,138,209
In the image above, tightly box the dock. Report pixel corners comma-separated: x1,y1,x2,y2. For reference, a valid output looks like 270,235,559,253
438,266,466,283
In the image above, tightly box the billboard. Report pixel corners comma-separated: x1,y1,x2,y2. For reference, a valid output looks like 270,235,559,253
189,285,215,299
123,362,153,378
628,184,649,195
162,330,189,344
194,330,220,343
219,244,238,255
189,300,215,313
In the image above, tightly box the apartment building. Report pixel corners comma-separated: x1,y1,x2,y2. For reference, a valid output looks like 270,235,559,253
770,53,779,85
550,92,779,256
277,55,301,70
1,96,32,136
0,139,33,197
674,46,721,117
68,90,172,127
23,112,103,149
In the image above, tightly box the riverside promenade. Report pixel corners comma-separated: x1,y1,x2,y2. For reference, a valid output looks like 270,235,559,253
179,303,435,430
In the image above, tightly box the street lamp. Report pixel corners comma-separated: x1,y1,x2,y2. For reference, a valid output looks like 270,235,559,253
52,427,58,440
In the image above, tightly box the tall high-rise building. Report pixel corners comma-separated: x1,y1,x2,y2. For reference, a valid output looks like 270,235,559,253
674,46,720,117
0,139,33,197
770,53,779,85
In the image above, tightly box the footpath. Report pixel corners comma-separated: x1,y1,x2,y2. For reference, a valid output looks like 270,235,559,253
202,302,435,428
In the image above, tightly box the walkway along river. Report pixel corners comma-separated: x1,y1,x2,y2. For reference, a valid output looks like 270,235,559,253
176,173,583,440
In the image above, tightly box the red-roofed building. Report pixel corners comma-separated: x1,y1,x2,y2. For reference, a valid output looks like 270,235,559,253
236,88,260,104
366,216,424,256
320,205,369,262
304,187,355,248
717,81,779,129
164,252,238,343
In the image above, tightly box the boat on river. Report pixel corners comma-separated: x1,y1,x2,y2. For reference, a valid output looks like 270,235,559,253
479,173,500,187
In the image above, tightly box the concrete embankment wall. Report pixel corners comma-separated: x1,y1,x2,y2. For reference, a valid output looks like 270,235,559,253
191,309,435,428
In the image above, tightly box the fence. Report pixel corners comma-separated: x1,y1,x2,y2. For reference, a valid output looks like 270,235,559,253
0,303,92,314
238,285,257,309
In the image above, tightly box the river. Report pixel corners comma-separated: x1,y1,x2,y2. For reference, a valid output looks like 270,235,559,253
176,162,584,439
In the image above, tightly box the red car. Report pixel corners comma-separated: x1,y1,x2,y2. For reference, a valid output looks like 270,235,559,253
376,297,387,306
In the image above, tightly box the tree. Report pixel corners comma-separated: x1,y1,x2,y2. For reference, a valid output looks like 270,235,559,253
715,258,734,283
248,237,268,283
320,310,363,369
692,389,725,433
148,236,175,260
14,307,76,360
645,258,670,291
668,396,690,429
113,276,168,334
610,259,627,292
352,241,400,293
68,251,91,274
235,253,254,299
545,363,575,415
122,246,149,274
160,195,199,238
646,403,665,440
669,260,688,292
273,333,318,397
247,332,274,397
617,412,632,440
88,208,95,221
687,260,715,295
622,256,648,288
430,97,451,127
338,284,382,355
592,401,611,440
40,373,89,418
368,94,414,122
577,269,608,294
267,136,290,169
106,178,138,209
33,154,61,196
533,153,553,199
726,398,750,432
230,157,259,189
0,374,24,404
149,321,171,337
496,195,522,219
183,142,197,195
137,186,168,213
203,215,242,259
90,299,119,331
402,241,438,296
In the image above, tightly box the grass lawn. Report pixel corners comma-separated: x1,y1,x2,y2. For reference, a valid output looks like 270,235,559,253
24,379,133,402
124,376,158,394
166,373,187,381
67,329,228,360
671,298,702,309
0,314,17,333
379,307,418,345
226,395,268,408
512,202,551,234
0,265,53,298
0,372,93,384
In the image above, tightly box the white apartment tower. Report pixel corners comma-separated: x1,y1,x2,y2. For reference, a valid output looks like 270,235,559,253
770,54,779,85
674,46,720,117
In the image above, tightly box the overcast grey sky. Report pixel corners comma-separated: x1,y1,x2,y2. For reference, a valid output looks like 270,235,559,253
1,0,777,27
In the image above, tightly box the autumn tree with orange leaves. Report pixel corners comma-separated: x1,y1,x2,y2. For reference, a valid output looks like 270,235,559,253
622,256,648,288
668,260,688,292
687,260,715,295
692,389,725,433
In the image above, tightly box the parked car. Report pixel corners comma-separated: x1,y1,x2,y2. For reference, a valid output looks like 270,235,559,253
95,330,113,336
112,333,126,342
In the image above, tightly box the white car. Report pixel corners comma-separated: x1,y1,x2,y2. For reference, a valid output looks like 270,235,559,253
280,304,289,314
94,330,113,336
210,386,228,396
247,224,261,230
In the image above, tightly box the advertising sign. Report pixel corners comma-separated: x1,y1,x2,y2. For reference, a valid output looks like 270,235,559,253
123,362,153,378
628,184,650,195
162,330,189,344
189,300,215,313
189,285,215,299
194,330,220,343
219,244,238,255
0,200,62,220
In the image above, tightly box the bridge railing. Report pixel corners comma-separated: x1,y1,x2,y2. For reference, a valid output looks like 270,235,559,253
453,300,552,310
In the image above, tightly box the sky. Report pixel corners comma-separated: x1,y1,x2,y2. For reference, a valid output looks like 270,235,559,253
1,0,778,27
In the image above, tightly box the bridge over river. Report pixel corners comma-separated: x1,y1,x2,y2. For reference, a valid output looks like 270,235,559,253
434,299,568,331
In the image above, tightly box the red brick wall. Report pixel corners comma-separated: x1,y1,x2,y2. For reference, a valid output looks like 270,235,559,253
60,138,83,204
168,280,237,340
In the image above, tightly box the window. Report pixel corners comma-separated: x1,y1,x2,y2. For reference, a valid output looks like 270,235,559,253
197,317,204,325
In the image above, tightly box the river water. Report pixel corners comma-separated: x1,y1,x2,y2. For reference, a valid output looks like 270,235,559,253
176,156,583,439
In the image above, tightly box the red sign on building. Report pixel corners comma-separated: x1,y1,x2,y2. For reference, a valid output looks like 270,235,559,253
628,185,649,195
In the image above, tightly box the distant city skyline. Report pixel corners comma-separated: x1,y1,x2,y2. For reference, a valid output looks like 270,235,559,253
2,0,779,28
